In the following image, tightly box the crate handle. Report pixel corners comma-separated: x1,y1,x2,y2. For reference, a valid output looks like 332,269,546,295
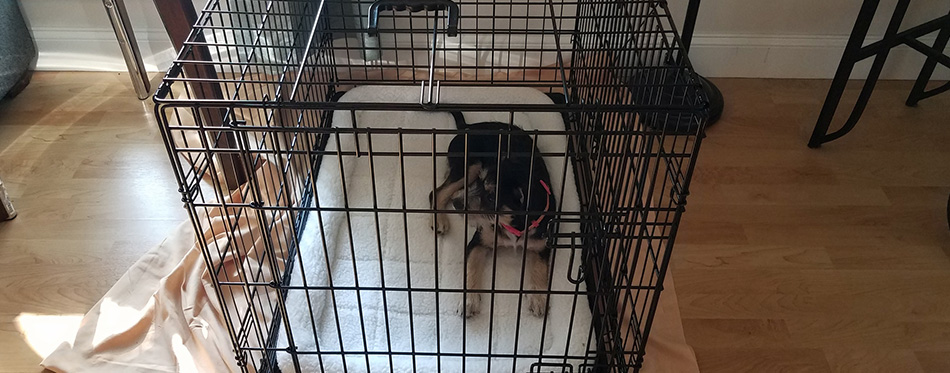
367,0,460,37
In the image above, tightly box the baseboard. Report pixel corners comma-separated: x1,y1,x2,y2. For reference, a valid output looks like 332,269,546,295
32,28,950,80
32,27,175,72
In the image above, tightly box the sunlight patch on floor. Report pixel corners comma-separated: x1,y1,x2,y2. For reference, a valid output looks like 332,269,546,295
15,313,83,359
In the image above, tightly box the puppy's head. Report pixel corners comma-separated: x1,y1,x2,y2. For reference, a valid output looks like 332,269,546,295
451,176,516,212
453,163,549,233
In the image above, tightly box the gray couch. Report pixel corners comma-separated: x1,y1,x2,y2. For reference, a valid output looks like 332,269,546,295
0,0,36,100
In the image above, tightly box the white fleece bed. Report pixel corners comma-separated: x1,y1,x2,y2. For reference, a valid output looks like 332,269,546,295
276,86,589,373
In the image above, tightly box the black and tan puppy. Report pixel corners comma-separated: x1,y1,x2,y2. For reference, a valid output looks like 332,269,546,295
429,112,556,318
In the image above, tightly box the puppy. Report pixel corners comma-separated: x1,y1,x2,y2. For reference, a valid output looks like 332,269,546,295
429,112,556,318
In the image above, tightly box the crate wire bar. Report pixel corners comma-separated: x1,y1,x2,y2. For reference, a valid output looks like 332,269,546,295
154,0,708,371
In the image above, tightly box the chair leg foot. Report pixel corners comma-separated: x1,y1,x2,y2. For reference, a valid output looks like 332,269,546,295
0,177,16,221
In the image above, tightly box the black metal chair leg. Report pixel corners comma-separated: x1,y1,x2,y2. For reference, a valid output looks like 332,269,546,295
823,0,915,144
906,14,950,107
808,0,881,148
809,0,913,148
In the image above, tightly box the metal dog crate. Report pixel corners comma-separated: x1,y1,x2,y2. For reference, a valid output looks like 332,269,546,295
154,0,708,371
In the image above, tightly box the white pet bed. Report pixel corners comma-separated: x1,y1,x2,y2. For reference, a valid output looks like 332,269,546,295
276,86,590,373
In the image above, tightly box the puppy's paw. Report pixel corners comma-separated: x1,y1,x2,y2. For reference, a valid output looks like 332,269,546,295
456,293,481,318
527,294,548,318
430,214,450,235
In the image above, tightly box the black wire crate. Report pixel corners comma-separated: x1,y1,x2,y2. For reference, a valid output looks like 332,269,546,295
154,0,708,372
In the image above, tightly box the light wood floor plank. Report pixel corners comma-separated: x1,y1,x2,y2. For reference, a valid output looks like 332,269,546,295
692,348,833,373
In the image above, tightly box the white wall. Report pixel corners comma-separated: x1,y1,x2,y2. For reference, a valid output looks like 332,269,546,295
19,0,950,79
667,0,950,79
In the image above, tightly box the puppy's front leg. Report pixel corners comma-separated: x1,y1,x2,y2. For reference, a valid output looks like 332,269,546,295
429,164,482,235
429,178,461,235
458,234,489,318
527,245,551,318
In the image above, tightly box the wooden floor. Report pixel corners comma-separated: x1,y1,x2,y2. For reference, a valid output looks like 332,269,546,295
1,73,949,372
0,73,187,372
675,79,950,372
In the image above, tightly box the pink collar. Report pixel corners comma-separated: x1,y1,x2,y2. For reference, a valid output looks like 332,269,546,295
499,180,552,238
